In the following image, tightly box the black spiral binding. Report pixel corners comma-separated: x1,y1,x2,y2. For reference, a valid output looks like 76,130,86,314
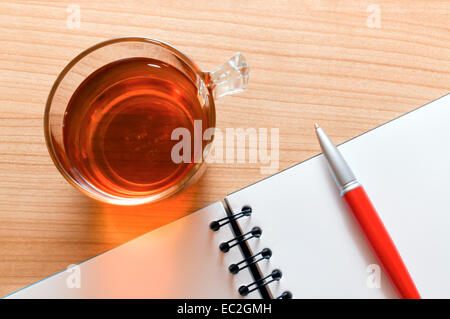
219,226,262,253
209,205,252,231
228,248,272,274
276,291,293,299
238,269,282,297
210,205,292,299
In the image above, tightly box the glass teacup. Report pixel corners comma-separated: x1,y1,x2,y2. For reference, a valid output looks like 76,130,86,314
44,37,248,205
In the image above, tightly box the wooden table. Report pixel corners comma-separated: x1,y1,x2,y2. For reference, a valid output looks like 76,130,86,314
0,0,449,296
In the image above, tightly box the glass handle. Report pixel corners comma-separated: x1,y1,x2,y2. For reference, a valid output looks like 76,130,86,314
206,52,249,99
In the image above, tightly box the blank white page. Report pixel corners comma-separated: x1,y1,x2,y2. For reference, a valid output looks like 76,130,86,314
6,202,255,299
226,94,450,298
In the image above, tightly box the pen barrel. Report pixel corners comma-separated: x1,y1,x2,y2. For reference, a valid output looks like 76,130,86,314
343,186,421,299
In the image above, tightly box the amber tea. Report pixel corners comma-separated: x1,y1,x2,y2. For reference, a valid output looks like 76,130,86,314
63,57,208,198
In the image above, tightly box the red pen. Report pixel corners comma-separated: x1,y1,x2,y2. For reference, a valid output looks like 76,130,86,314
314,123,421,299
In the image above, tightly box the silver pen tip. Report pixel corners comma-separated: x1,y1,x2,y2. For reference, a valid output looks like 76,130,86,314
314,123,319,129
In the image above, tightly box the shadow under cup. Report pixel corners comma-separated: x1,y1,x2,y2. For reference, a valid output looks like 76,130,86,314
44,37,248,205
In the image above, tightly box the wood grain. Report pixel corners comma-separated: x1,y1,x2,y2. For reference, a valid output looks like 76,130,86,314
0,0,449,296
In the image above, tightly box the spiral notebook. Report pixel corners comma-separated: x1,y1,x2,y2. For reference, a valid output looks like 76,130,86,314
6,94,450,299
